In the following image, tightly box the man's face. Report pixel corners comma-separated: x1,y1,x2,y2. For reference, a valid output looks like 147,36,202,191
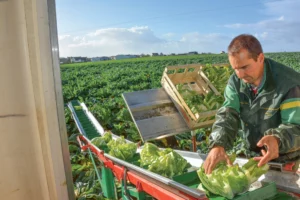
229,49,264,86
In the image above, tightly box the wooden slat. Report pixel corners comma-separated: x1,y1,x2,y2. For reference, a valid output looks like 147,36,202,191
199,70,220,95
195,110,217,119
167,72,197,84
195,78,210,94
193,119,216,129
164,64,202,71
162,75,197,121
187,83,203,94
211,63,230,67
170,76,196,85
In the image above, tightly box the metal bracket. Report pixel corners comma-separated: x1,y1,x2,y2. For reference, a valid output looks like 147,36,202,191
123,167,133,200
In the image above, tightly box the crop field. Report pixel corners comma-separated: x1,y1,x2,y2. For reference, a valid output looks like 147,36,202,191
62,52,300,141
62,52,300,149
62,52,300,199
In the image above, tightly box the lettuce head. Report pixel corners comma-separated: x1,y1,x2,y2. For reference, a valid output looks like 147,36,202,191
197,157,269,199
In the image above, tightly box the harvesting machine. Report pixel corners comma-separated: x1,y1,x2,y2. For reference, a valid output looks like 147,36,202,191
2,0,299,198
69,64,300,200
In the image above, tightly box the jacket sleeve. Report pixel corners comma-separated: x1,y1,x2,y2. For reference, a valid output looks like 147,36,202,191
209,82,241,151
264,85,300,154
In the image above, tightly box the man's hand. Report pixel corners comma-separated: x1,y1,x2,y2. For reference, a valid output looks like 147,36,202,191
203,146,232,174
253,135,280,167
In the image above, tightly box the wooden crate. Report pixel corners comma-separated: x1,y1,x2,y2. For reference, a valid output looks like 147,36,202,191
161,64,227,129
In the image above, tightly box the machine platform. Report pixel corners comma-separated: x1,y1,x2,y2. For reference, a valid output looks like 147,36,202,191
122,88,190,142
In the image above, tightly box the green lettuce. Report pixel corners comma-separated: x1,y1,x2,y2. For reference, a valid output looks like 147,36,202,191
242,158,269,185
197,157,269,199
102,131,112,143
107,137,137,161
148,148,191,178
140,143,160,166
90,132,112,153
140,143,191,178
91,137,108,151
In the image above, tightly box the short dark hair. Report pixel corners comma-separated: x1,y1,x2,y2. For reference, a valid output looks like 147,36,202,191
228,34,263,61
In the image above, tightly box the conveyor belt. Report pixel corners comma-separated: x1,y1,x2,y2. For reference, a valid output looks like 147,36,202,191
68,100,100,139
68,100,207,199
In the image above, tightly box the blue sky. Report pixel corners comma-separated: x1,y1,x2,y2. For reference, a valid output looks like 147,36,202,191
56,0,300,57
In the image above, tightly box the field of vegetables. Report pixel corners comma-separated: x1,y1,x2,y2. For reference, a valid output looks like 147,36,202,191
62,52,300,199
62,52,300,147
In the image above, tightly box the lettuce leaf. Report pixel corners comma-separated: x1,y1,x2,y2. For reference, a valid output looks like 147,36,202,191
140,143,160,166
91,137,108,151
102,131,112,143
197,157,269,199
140,143,191,178
107,137,137,161
148,148,191,178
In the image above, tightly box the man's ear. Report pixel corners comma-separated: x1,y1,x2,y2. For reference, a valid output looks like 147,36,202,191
258,53,264,63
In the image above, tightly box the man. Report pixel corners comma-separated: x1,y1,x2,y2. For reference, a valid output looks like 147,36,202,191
203,34,300,174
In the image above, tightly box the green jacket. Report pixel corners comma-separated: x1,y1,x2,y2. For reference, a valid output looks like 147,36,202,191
209,58,300,161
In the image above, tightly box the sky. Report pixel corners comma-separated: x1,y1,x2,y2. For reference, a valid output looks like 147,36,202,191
56,0,300,57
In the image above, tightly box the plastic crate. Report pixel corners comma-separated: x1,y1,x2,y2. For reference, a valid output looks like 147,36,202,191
161,64,226,129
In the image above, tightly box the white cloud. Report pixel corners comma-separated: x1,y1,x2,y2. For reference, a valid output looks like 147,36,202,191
264,0,300,19
73,36,84,42
58,35,70,40
223,0,300,52
162,32,175,39
58,0,300,57
58,27,230,57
